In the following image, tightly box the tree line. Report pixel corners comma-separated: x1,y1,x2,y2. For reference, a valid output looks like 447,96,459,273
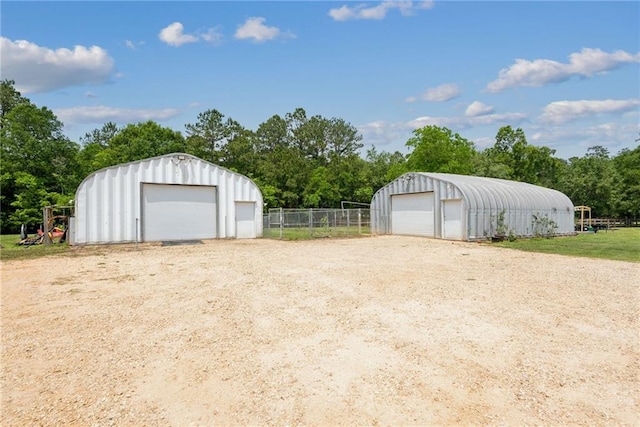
1,79,638,233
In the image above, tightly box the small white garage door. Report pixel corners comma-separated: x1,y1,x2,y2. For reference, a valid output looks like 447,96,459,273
391,192,435,236
142,183,217,242
235,202,256,239
443,199,463,240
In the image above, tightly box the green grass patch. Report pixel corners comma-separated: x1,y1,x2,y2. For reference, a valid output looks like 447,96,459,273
263,226,371,240
0,234,70,261
493,227,640,262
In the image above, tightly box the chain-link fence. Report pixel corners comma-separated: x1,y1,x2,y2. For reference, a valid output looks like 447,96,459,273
263,208,371,239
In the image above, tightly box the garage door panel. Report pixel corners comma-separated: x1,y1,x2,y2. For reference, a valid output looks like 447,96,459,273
391,192,435,237
143,184,217,242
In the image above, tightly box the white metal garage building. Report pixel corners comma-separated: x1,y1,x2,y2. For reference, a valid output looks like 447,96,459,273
70,153,263,245
370,172,575,241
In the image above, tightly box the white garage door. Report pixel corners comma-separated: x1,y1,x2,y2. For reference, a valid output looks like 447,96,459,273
235,202,256,239
391,192,435,236
142,183,217,242
443,199,463,240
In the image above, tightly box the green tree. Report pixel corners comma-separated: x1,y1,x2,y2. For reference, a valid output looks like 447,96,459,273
258,144,310,207
559,146,620,217
612,145,640,218
288,109,363,164
303,166,339,207
479,126,564,186
524,144,566,189
482,126,527,180
254,114,290,152
92,121,185,169
252,177,280,210
0,79,30,124
292,113,329,163
217,119,258,175
185,109,238,164
76,122,120,178
1,100,79,232
325,117,363,163
406,125,476,174
253,111,316,207
8,172,62,229
365,147,407,191
473,150,513,180
252,108,366,208
329,154,373,206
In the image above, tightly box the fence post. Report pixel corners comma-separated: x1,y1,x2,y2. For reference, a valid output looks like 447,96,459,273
309,208,313,238
279,207,283,239
358,208,362,235
347,209,350,230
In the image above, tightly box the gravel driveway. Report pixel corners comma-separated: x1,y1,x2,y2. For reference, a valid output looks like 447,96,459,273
2,236,638,425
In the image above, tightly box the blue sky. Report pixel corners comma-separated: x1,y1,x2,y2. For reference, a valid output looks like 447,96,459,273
2,1,639,159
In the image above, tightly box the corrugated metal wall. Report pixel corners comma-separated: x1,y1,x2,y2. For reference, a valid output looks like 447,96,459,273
371,172,575,241
72,154,263,244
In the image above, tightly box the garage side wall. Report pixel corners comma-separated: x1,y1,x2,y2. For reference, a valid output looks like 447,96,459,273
73,155,263,244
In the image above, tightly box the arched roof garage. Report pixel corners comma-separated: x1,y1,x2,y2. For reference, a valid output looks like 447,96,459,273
70,153,263,245
371,172,575,241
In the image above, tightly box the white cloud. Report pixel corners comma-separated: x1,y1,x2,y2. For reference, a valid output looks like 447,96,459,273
159,22,225,47
125,40,145,50
358,111,528,147
568,48,640,76
359,3,394,20
159,22,199,47
360,111,635,159
539,99,640,124
487,48,640,92
407,83,461,102
465,101,494,117
201,27,224,45
54,106,181,124
234,17,294,42
0,37,114,94
471,136,495,150
408,112,528,129
358,120,410,146
426,83,460,102
329,5,359,21
530,121,640,157
329,1,434,21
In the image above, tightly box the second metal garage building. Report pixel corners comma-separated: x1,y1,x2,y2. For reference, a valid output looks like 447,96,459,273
70,153,263,244
371,172,575,241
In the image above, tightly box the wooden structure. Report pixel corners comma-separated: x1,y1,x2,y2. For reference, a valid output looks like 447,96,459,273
575,205,592,231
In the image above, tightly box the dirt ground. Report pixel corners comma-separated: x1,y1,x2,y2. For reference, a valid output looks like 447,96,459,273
1,236,638,426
